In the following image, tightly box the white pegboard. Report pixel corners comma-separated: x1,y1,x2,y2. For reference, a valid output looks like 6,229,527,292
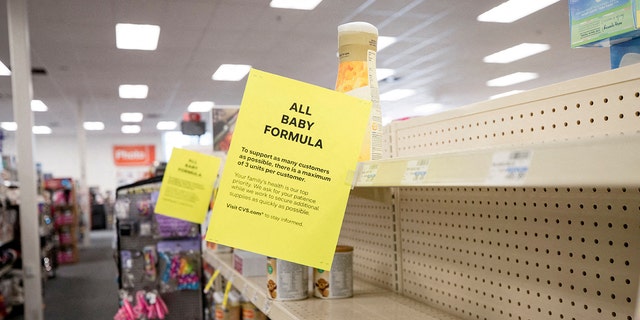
339,188,397,291
397,186,639,320
388,64,640,157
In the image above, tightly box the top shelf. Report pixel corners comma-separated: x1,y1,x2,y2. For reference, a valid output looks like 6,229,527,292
354,135,640,187
203,250,462,320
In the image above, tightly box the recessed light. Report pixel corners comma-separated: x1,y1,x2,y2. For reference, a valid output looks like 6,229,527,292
83,121,105,131
120,112,144,122
378,36,397,51
31,100,48,112
32,126,52,135
1,122,17,131
377,68,395,81
119,84,148,99
0,60,10,76
115,23,160,50
156,121,177,130
380,89,416,101
484,43,550,63
187,101,215,112
121,125,141,134
478,0,560,23
212,64,252,81
487,72,538,87
269,0,323,10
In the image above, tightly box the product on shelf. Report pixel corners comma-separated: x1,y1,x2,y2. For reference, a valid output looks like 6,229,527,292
266,257,308,301
313,245,353,299
240,299,266,320
214,291,240,320
335,21,381,162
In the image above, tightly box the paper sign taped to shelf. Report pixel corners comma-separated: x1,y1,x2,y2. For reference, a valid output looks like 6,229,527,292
205,68,371,270
154,148,221,223
485,150,533,185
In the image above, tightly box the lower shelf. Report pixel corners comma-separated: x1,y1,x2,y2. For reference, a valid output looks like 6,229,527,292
202,250,462,320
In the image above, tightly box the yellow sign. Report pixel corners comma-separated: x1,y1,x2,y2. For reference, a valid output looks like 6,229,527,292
205,69,371,269
155,148,221,223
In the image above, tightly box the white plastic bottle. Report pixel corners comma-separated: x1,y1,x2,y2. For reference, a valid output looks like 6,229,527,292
335,22,381,162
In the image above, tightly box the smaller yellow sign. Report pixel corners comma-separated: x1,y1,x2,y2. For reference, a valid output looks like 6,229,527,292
155,148,221,223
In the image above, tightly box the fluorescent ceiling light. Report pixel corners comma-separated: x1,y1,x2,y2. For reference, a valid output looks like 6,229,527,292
0,60,10,76
119,84,148,99
156,121,177,130
121,125,141,134
487,72,538,87
377,68,395,81
31,100,48,112
490,90,524,99
478,0,560,23
270,0,323,10
1,122,17,131
187,101,215,112
484,43,550,63
380,89,416,101
120,112,144,122
212,64,251,81
378,36,397,51
115,23,160,50
32,126,52,135
83,121,105,131
0,123,54,134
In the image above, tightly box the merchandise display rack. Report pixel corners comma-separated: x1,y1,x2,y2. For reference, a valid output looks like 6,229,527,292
204,63,640,320
44,178,80,265
115,176,204,320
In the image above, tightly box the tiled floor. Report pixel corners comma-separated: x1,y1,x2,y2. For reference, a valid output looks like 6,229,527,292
10,230,119,320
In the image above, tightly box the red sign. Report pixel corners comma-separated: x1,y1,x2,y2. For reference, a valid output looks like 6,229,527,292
113,145,156,166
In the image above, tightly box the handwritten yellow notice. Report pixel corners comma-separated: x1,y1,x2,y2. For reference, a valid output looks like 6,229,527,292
205,69,371,270
155,148,221,223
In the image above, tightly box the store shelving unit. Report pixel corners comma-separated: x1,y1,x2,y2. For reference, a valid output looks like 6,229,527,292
204,63,640,320
44,178,80,264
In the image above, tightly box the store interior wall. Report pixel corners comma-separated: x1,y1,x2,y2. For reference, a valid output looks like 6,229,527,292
2,133,163,195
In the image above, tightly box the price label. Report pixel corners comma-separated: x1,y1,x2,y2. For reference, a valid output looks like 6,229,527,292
357,163,379,185
263,299,272,314
401,159,429,185
486,150,533,185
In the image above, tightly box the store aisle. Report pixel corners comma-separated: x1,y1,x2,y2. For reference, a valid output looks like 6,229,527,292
13,230,120,320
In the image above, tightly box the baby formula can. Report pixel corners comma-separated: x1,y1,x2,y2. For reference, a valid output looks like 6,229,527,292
266,257,309,300
313,245,353,298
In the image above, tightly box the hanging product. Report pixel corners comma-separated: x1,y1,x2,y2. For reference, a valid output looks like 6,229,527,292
335,21,381,162
157,239,200,293
114,290,169,320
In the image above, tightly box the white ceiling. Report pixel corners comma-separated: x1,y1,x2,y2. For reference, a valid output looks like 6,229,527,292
0,0,612,136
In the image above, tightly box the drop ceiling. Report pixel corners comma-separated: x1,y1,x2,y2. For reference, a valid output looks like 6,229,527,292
0,0,612,136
